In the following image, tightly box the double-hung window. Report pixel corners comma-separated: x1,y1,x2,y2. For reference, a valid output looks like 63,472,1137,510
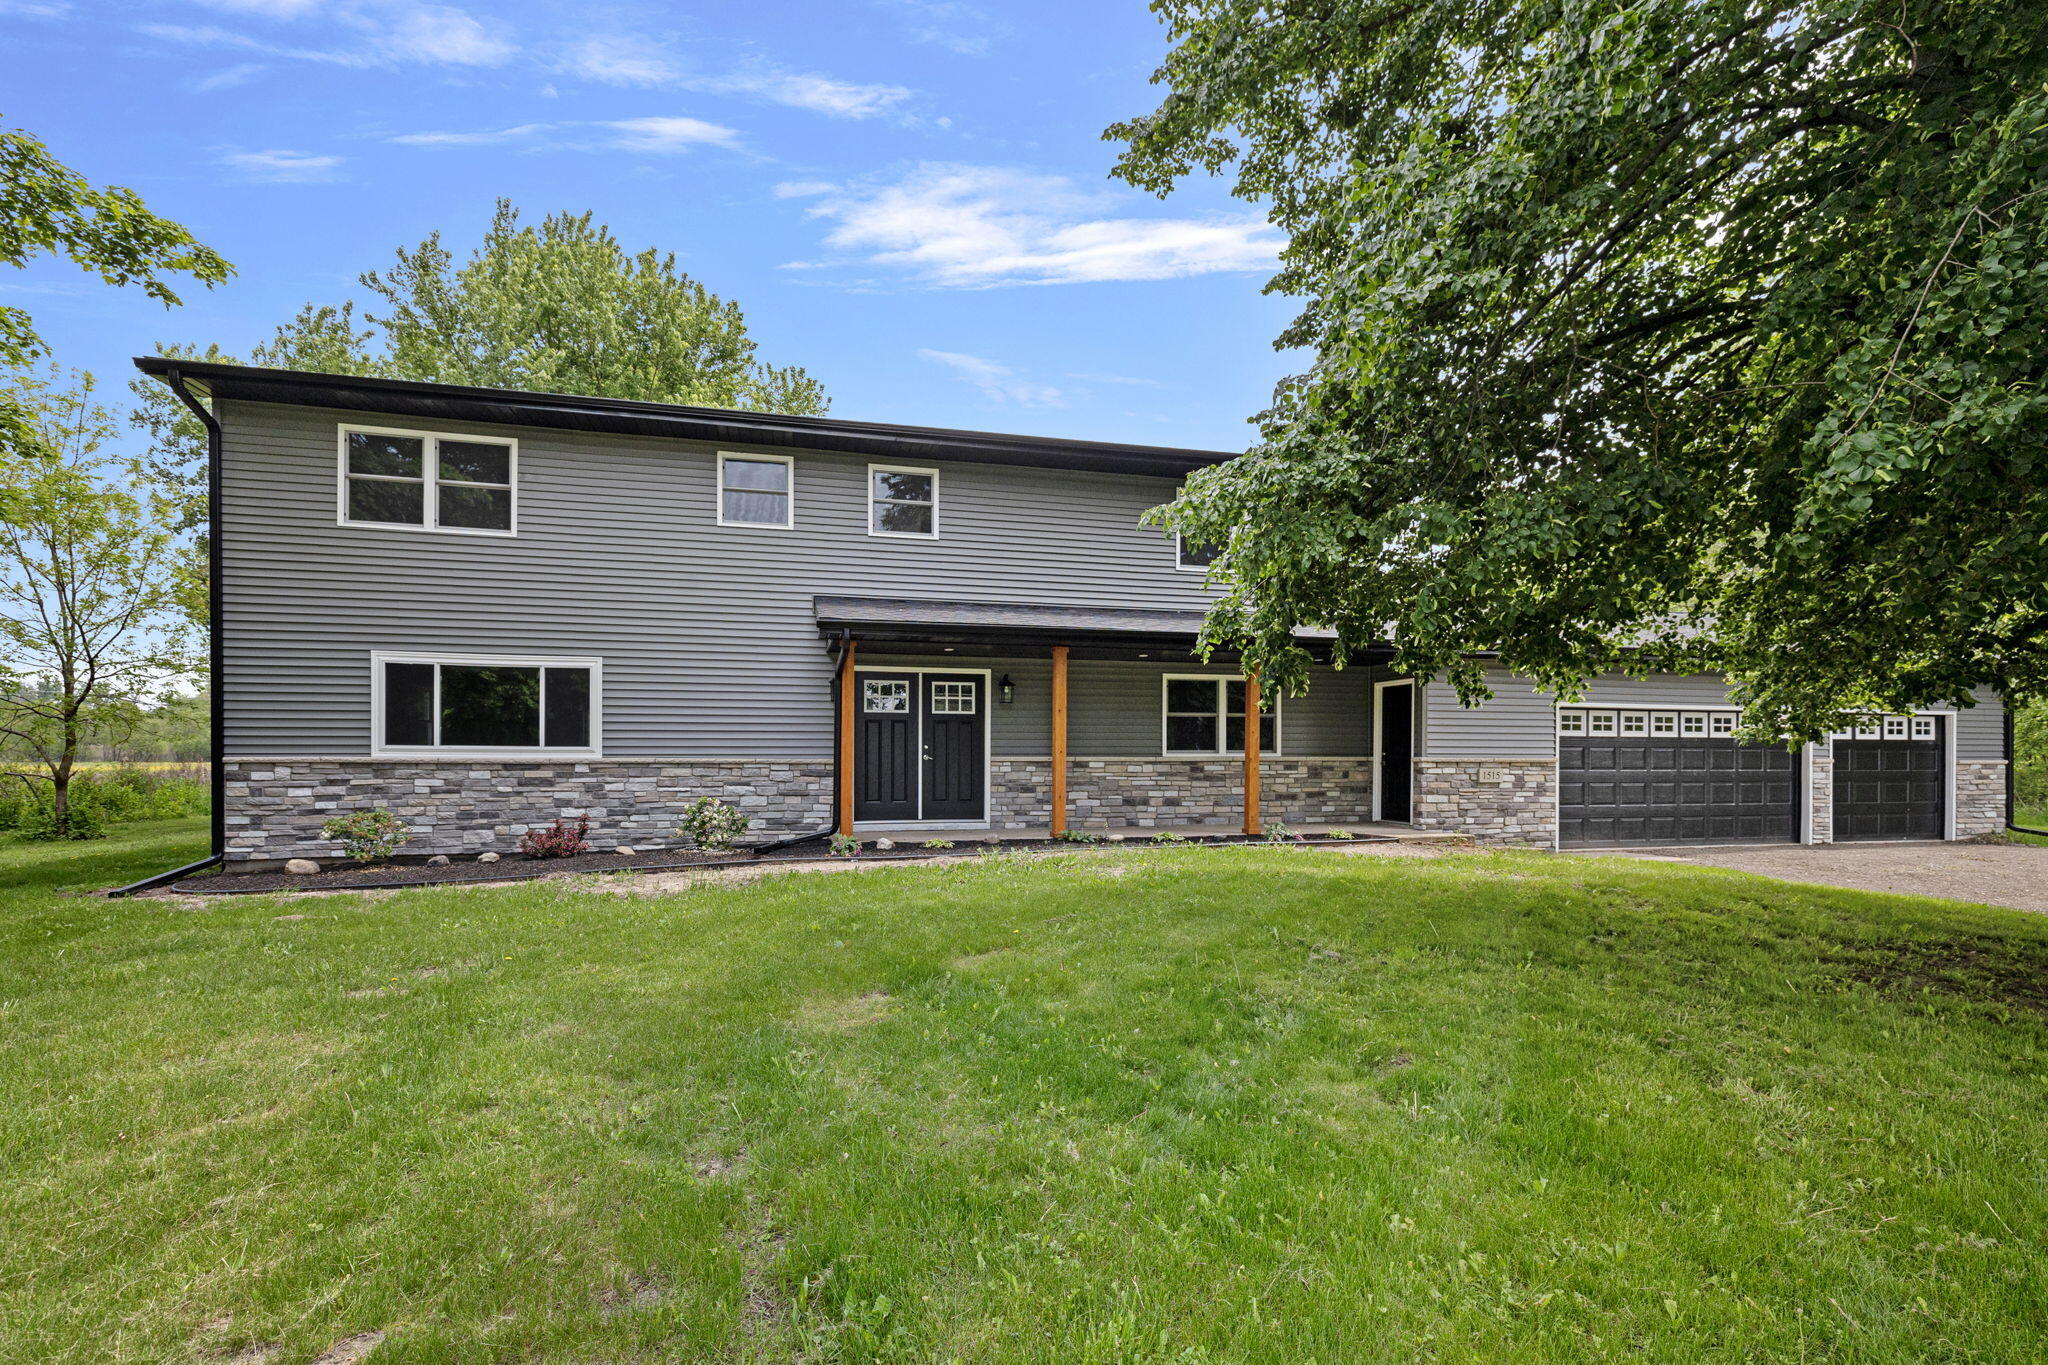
1163,676,1279,755
869,465,938,537
718,453,794,528
373,653,600,755
1177,535,1220,570
341,427,515,534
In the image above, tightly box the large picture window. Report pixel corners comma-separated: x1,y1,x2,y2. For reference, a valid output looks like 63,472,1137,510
340,427,515,534
373,654,600,754
1162,676,1279,755
718,453,794,528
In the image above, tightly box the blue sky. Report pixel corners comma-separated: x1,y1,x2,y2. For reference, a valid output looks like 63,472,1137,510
3,0,1300,451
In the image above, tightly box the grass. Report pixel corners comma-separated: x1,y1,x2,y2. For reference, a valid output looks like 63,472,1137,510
4,822,2047,1363
2007,806,2048,847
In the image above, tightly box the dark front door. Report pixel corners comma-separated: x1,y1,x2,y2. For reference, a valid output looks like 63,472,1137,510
1560,735,1799,847
1834,721,1944,840
1379,683,1414,822
920,674,986,822
854,671,918,823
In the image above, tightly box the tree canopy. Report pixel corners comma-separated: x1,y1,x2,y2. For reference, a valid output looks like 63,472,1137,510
1112,0,2048,737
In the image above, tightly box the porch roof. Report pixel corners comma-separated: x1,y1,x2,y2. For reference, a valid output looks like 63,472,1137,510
813,594,1370,662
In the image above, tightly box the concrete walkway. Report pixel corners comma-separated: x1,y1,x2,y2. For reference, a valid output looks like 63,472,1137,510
1591,840,2048,915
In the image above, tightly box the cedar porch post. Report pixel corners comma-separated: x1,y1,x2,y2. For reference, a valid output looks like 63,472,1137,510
1049,645,1070,836
836,639,857,836
1242,671,1262,836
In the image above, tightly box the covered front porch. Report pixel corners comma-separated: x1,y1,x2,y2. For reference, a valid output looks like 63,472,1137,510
815,595,1405,838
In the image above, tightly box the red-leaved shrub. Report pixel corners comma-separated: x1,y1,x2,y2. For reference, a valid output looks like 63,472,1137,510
519,815,591,859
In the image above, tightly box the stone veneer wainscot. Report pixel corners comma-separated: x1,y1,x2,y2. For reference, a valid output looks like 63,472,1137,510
1952,759,2008,839
986,756,1375,830
222,758,833,862
1411,757,1560,846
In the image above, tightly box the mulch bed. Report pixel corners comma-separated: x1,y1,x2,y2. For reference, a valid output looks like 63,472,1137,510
158,832,1394,895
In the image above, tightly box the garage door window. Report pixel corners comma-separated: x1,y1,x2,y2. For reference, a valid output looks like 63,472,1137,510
1911,716,1936,739
1712,713,1738,736
1559,711,1586,734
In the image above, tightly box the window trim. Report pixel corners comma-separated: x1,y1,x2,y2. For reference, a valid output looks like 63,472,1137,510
1160,673,1282,756
1175,532,1221,573
866,462,940,539
336,424,518,537
369,650,603,758
716,451,796,530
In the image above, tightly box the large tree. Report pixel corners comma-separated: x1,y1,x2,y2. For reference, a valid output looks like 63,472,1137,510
0,370,195,838
1112,0,2048,737
137,200,827,540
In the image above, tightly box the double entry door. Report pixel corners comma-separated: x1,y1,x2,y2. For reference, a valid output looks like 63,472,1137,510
854,670,987,824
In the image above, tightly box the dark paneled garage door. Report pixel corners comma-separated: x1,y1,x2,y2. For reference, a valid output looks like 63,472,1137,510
1833,718,1944,841
1560,735,1800,847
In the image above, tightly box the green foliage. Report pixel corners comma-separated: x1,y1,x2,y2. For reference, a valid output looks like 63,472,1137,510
1324,829,1355,842
920,838,956,850
1052,827,1101,844
0,369,197,839
2014,698,2048,816
319,810,411,864
1149,830,1189,844
675,796,751,852
0,121,229,376
828,832,862,858
0,766,207,840
1263,821,1298,844
1114,2,2048,739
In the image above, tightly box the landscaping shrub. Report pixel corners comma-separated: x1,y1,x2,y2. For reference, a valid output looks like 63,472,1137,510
0,766,209,840
828,833,861,859
675,797,750,851
520,816,591,859
320,810,412,863
2015,698,2047,820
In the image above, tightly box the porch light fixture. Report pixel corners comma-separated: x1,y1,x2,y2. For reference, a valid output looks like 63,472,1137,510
998,674,1015,704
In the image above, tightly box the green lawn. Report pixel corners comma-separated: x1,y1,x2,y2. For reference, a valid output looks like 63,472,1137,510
4,821,2047,1363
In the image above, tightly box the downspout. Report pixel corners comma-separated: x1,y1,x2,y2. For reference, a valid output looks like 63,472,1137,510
109,367,225,895
747,631,851,855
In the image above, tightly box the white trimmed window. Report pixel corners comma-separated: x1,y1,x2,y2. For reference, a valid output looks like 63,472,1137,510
930,680,976,713
1681,713,1708,736
373,653,599,756
1911,716,1937,740
1163,676,1279,755
863,679,910,712
1620,711,1648,735
1883,716,1909,739
340,426,515,535
1650,712,1677,736
1711,712,1738,736
718,453,794,528
1557,710,1587,735
1177,534,1221,570
1588,711,1617,735
869,465,938,537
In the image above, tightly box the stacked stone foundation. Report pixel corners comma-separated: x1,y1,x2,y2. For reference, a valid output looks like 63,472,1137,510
1954,759,2007,838
1411,758,1559,846
989,757,1375,830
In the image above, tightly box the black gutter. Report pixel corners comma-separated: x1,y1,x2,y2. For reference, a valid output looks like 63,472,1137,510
111,367,226,896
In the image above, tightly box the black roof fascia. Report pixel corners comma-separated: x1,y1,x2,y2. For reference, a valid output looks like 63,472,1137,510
132,356,1237,479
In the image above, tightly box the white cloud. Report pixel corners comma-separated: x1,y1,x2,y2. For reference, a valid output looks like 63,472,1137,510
565,35,908,120
141,2,511,68
773,181,837,200
880,0,1001,55
791,164,1283,287
603,116,742,153
221,148,343,182
918,349,1065,408
0,0,74,18
192,61,267,91
565,35,675,85
386,122,552,146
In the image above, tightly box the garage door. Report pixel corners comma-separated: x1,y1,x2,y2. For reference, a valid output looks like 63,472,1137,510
1832,715,1944,841
1559,709,1800,848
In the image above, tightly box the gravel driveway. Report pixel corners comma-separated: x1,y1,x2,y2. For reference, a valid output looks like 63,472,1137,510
1591,840,2048,915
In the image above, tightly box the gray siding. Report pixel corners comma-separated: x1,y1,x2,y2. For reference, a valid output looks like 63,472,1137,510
221,400,1249,758
1956,687,2006,761
1576,672,1738,708
1421,667,1559,760
871,655,1366,757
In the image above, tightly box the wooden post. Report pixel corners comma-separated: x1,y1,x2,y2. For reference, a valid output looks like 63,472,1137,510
1243,671,1262,836
836,639,857,836
1050,645,1069,836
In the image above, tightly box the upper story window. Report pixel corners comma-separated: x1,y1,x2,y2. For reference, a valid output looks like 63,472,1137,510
340,427,515,535
373,652,599,756
1177,534,1220,571
1163,676,1280,755
718,453,794,528
869,464,938,538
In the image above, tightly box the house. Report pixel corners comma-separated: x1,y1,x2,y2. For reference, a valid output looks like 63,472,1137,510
135,357,2011,866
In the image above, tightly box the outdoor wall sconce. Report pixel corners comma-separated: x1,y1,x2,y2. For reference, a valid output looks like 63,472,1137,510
998,674,1015,704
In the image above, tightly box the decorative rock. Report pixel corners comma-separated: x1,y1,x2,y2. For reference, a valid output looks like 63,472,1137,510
426,854,450,866
615,846,638,856
476,851,501,864
284,858,320,875
874,837,896,851
1107,833,1126,842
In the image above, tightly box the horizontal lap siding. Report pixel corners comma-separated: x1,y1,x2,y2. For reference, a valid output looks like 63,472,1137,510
221,401,1231,759
1421,667,1557,759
